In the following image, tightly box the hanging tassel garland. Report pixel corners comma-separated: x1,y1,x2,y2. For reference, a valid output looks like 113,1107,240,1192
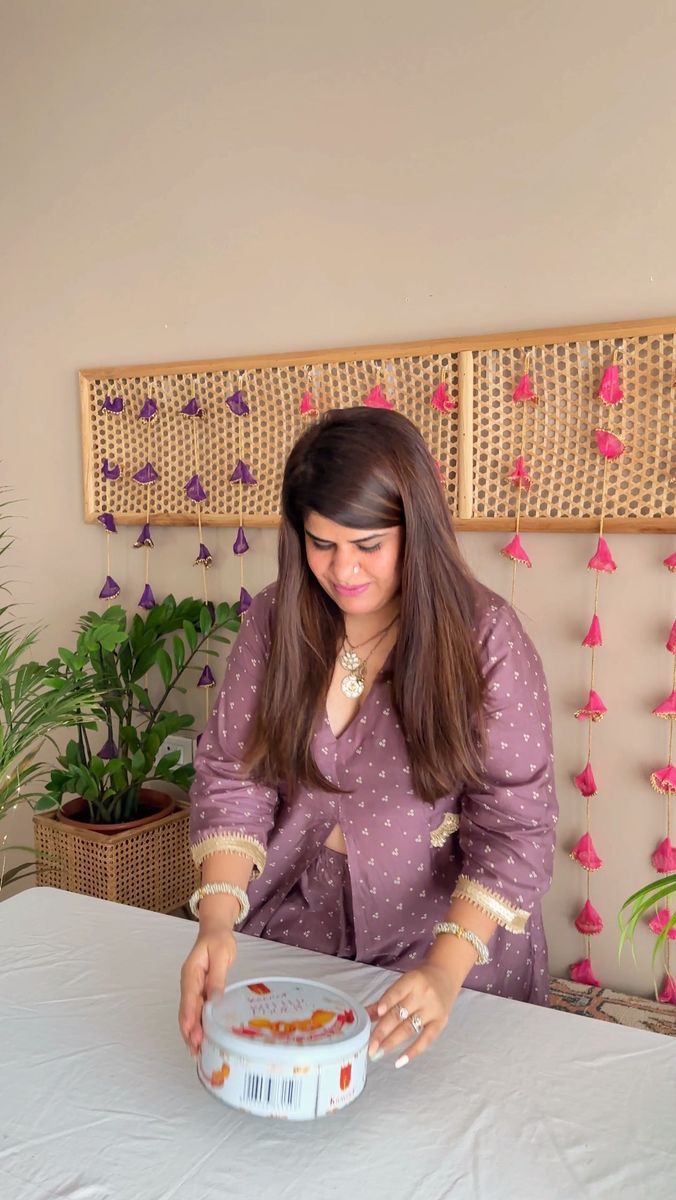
570,958,601,987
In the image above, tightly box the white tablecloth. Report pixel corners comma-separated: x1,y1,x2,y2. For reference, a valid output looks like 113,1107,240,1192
0,888,674,1200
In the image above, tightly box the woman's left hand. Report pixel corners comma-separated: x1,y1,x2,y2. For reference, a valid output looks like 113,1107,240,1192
366,962,461,1068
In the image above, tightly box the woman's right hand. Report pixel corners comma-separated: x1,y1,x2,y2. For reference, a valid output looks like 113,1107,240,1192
179,926,237,1055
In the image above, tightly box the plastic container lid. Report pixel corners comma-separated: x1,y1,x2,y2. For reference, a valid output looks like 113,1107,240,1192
202,976,371,1065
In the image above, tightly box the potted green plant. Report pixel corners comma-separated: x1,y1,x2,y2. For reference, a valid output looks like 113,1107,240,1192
33,594,240,910
1,493,101,890
619,874,676,964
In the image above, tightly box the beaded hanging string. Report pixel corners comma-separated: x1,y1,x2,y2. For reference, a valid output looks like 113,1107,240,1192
182,375,215,722
135,382,159,610
429,355,457,487
97,383,124,602
569,347,626,987
94,385,127,758
363,360,394,409
227,372,254,616
299,363,319,418
649,558,676,1004
501,351,537,602
192,379,213,585
131,393,160,610
184,377,208,604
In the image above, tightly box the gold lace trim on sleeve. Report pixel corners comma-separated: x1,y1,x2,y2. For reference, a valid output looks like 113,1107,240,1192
191,833,267,878
430,812,460,848
451,874,530,934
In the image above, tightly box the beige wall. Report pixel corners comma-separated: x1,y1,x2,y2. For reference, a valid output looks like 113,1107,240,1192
1,0,674,993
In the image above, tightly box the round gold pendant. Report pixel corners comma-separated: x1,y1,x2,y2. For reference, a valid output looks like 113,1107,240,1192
341,673,365,699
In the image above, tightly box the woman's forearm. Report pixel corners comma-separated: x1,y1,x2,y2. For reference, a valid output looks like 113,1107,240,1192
196,851,256,931
424,897,499,992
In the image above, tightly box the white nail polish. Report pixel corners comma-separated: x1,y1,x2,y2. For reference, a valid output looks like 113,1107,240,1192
395,1054,409,1070
370,1048,384,1062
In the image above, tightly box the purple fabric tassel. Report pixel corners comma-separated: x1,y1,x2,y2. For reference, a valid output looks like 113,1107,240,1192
99,575,120,600
236,587,252,615
197,664,216,688
233,526,249,555
133,462,159,485
102,459,121,481
229,458,257,485
226,389,249,416
194,542,212,567
97,512,117,534
186,474,207,502
134,523,154,548
180,396,202,417
102,395,124,414
138,583,156,610
139,397,158,421
97,737,118,760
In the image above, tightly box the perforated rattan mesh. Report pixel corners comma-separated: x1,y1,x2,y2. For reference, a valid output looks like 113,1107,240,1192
84,355,460,524
34,810,198,913
82,331,674,528
474,335,674,520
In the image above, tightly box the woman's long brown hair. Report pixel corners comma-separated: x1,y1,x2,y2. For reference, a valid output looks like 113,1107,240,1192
245,407,487,803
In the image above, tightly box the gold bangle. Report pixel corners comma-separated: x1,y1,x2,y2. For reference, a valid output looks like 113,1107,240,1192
188,883,250,924
433,921,491,966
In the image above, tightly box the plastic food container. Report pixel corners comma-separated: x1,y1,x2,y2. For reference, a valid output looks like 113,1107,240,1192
198,976,370,1120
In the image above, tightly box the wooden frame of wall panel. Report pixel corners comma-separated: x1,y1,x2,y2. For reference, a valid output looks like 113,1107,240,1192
80,316,676,532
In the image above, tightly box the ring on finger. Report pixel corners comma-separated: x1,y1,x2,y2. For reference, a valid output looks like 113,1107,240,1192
409,1013,424,1035
398,1005,410,1022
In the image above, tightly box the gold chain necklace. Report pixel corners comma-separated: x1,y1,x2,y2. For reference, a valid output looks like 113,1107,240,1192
338,615,399,700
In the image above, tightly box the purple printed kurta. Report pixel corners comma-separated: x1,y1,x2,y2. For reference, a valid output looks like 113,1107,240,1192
190,585,557,1004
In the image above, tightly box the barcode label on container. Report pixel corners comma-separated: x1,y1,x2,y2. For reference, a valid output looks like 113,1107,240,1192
242,1071,304,1112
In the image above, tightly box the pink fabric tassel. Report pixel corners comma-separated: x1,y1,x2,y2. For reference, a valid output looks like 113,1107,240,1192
299,390,317,416
657,974,676,1005
500,533,532,567
570,832,603,870
648,908,676,940
432,458,445,484
664,551,676,572
582,614,603,647
574,761,598,797
650,764,676,795
430,382,456,412
652,689,676,719
508,455,532,490
575,689,607,721
594,428,625,459
597,363,624,405
651,837,676,874
587,535,617,573
363,384,394,409
666,619,676,654
574,900,604,935
570,958,600,987
512,372,537,402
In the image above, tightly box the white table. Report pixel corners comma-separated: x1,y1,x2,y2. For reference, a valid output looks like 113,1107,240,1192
0,889,674,1200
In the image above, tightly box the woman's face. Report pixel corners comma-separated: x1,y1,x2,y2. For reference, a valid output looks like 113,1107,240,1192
304,512,403,617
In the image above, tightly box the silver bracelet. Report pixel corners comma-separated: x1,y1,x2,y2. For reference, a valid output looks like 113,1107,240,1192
433,921,491,966
188,882,250,925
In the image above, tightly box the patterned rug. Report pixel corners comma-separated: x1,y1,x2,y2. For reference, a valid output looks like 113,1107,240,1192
549,977,676,1036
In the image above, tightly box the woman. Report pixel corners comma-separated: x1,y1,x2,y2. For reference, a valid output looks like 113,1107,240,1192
180,407,557,1069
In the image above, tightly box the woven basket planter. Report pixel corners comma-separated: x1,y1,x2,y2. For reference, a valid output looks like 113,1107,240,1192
33,803,199,913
